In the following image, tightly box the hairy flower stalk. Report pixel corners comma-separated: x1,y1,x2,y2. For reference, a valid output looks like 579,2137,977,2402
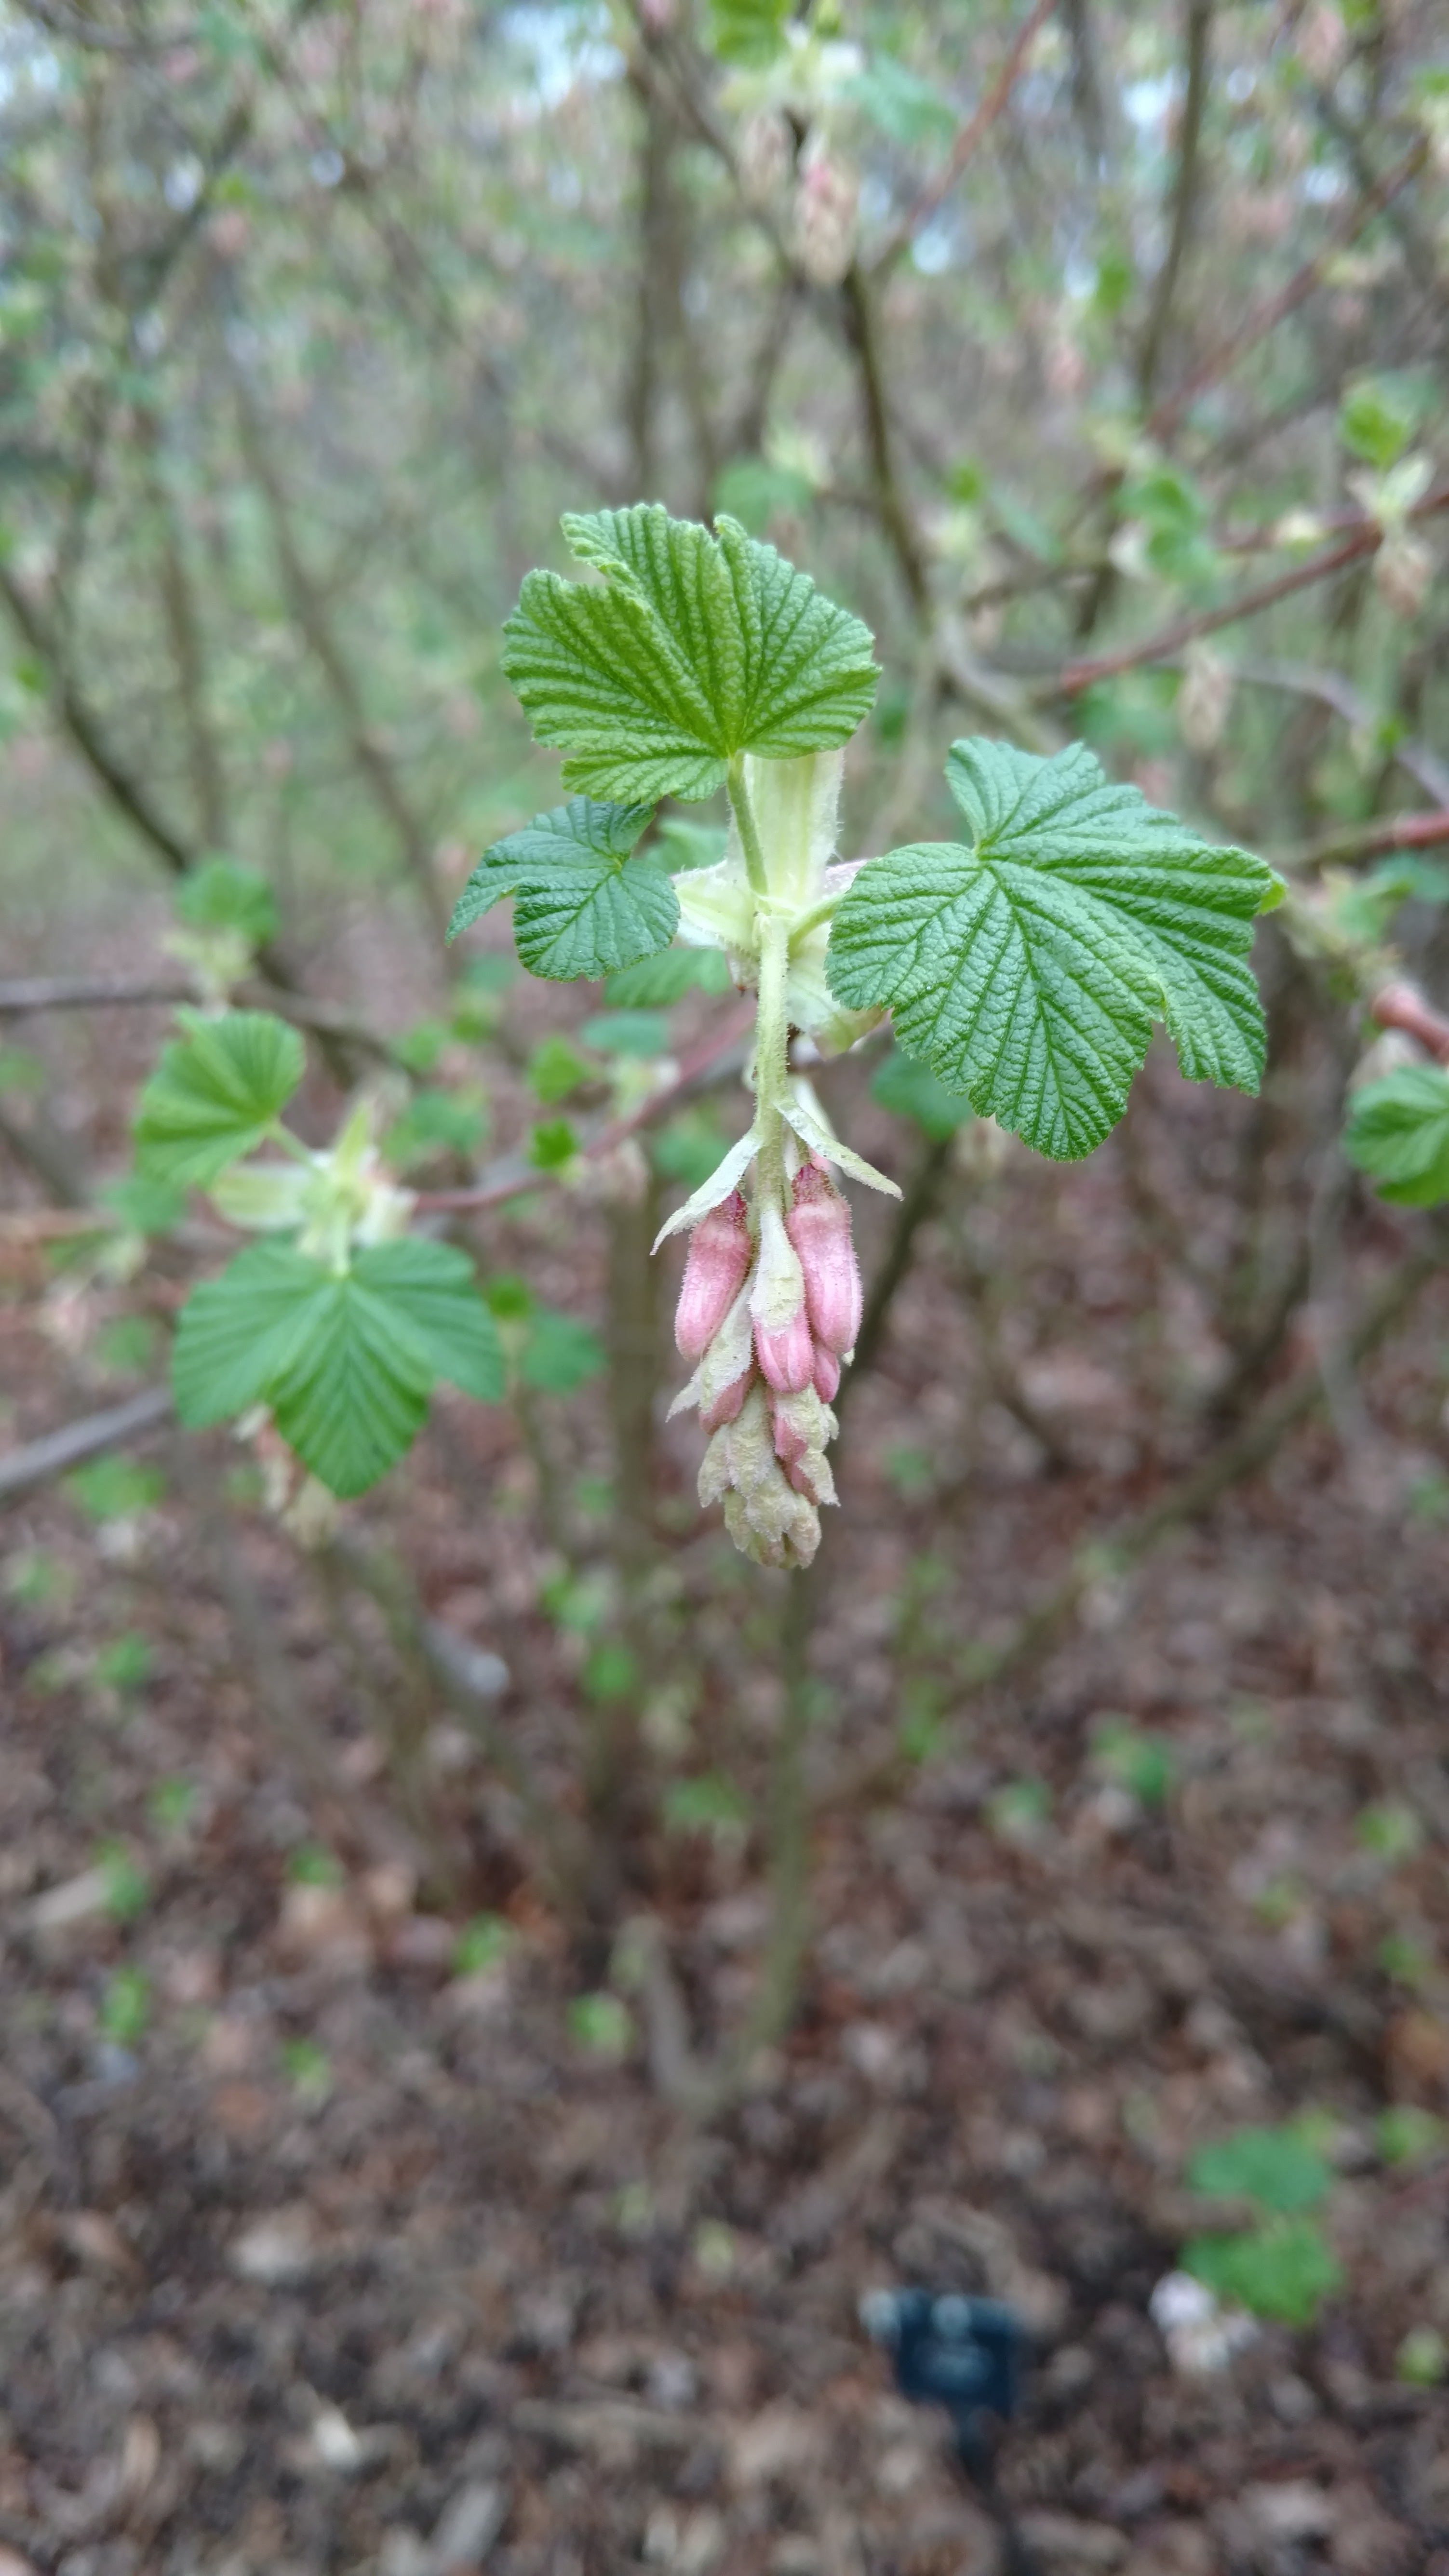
660,748,897,1569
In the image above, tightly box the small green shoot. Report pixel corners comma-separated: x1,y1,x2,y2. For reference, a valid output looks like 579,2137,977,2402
99,1965,152,2048
66,1456,165,1522
453,1914,514,1977
150,1777,197,1836
1181,2121,1341,2329
280,2037,333,2103
568,1991,633,2059
1355,1801,1424,1864
97,1842,150,1922
1091,1717,1175,1807
1375,2106,1445,2167
94,1632,153,1694
1396,2325,1447,2387
287,1843,344,1889
663,1773,750,1847
987,1778,1051,1843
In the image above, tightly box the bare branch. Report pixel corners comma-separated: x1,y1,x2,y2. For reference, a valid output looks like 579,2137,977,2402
1136,0,1212,410
1047,487,1449,699
869,0,1059,279
0,1386,174,1507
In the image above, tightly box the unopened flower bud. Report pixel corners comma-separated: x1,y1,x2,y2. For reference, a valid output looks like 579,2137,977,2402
770,1385,838,1507
750,1199,814,1392
787,1160,862,1356
794,146,859,290
675,1190,752,1360
699,1382,823,1569
812,1344,841,1404
1374,531,1432,620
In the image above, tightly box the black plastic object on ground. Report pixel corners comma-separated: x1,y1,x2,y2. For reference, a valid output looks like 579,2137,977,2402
860,2287,1039,2576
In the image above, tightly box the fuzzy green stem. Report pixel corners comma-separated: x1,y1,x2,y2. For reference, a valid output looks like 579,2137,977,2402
727,753,770,899
752,909,791,1195
266,1121,318,1167
786,891,840,949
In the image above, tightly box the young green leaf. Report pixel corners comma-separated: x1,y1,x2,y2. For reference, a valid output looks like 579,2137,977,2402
1187,2124,1332,2216
870,1045,976,1142
447,797,676,979
520,1306,605,1394
826,738,1281,1160
707,0,789,68
605,946,733,1006
1343,1064,1449,1206
1181,2218,1342,2327
134,1009,305,1187
174,857,279,950
173,1237,503,1497
500,504,879,806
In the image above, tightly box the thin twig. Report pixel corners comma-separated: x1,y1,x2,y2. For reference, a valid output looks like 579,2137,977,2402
1370,981,1449,1066
1147,135,1428,442
1289,811,1449,873
0,976,193,1015
824,1233,1446,1815
1048,489,1449,699
870,0,1059,277
1136,0,1212,409
1233,657,1449,811
415,998,757,1213
0,1386,175,1506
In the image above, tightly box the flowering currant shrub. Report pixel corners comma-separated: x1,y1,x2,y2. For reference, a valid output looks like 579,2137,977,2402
449,503,1284,1569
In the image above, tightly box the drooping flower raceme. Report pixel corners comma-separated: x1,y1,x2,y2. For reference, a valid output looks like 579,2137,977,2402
658,745,899,1569
445,502,1281,1572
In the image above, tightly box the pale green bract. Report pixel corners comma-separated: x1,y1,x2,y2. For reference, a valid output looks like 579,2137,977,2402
447,796,675,979
826,738,1283,1160
500,504,879,807
173,1236,504,1498
134,1009,305,1188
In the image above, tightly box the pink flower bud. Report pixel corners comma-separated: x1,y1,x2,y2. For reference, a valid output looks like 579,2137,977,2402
812,1345,841,1404
750,1198,814,1392
754,1307,815,1394
786,1162,862,1357
701,1366,753,1433
770,1392,810,1476
675,1191,752,1360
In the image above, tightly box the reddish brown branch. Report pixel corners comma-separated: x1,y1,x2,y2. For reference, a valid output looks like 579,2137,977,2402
1298,811,1449,872
870,0,1058,277
1148,137,1428,442
1370,982,1449,1067
415,998,757,1215
1050,486,1449,698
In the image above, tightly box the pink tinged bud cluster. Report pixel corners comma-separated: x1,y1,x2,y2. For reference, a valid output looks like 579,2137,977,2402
670,1155,862,1567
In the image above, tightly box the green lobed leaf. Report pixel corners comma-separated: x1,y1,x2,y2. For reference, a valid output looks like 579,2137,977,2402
705,0,789,70
870,1045,976,1142
500,504,878,806
520,1307,605,1394
1182,2218,1342,2327
1343,1064,1449,1206
826,738,1280,1160
846,57,959,148
605,947,732,1006
1187,2124,1332,2215
173,1237,503,1498
447,796,677,979
174,857,279,950
577,1010,670,1058
134,1009,305,1187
